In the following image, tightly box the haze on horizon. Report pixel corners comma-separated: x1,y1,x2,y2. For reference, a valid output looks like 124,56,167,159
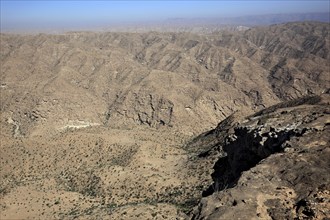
1,0,329,32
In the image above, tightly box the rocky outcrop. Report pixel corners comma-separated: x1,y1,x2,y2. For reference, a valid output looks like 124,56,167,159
106,92,174,128
190,94,330,219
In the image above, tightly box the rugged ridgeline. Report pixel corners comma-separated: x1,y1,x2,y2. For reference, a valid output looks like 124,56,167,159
188,94,330,219
1,21,329,138
0,21,329,219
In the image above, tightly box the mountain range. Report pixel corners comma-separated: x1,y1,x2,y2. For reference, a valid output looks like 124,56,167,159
0,21,329,219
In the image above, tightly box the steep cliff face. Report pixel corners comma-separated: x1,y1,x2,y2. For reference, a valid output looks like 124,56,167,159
190,94,330,219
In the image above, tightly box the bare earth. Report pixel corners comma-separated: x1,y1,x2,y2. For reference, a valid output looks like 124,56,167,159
0,21,329,219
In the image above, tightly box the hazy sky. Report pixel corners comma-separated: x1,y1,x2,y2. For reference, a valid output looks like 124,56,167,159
1,1,329,31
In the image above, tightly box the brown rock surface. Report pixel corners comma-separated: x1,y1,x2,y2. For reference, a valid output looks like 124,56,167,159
190,95,330,219
0,21,329,219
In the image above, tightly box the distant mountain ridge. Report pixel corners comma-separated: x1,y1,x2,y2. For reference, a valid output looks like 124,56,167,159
1,12,329,34
229,12,330,25
164,12,330,26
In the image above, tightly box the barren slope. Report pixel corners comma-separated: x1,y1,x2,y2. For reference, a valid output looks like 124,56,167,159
1,21,329,137
0,21,329,219
190,94,330,219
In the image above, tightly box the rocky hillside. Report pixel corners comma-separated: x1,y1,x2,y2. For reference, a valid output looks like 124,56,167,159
0,21,329,219
1,21,329,137
189,94,330,219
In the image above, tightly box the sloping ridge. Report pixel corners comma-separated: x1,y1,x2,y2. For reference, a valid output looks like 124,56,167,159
189,94,330,219
1,21,329,137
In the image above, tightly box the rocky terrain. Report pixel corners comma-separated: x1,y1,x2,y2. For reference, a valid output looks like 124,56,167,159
0,21,329,219
189,94,330,219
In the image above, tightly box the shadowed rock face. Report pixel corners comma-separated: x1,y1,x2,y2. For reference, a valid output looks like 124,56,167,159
189,94,330,219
